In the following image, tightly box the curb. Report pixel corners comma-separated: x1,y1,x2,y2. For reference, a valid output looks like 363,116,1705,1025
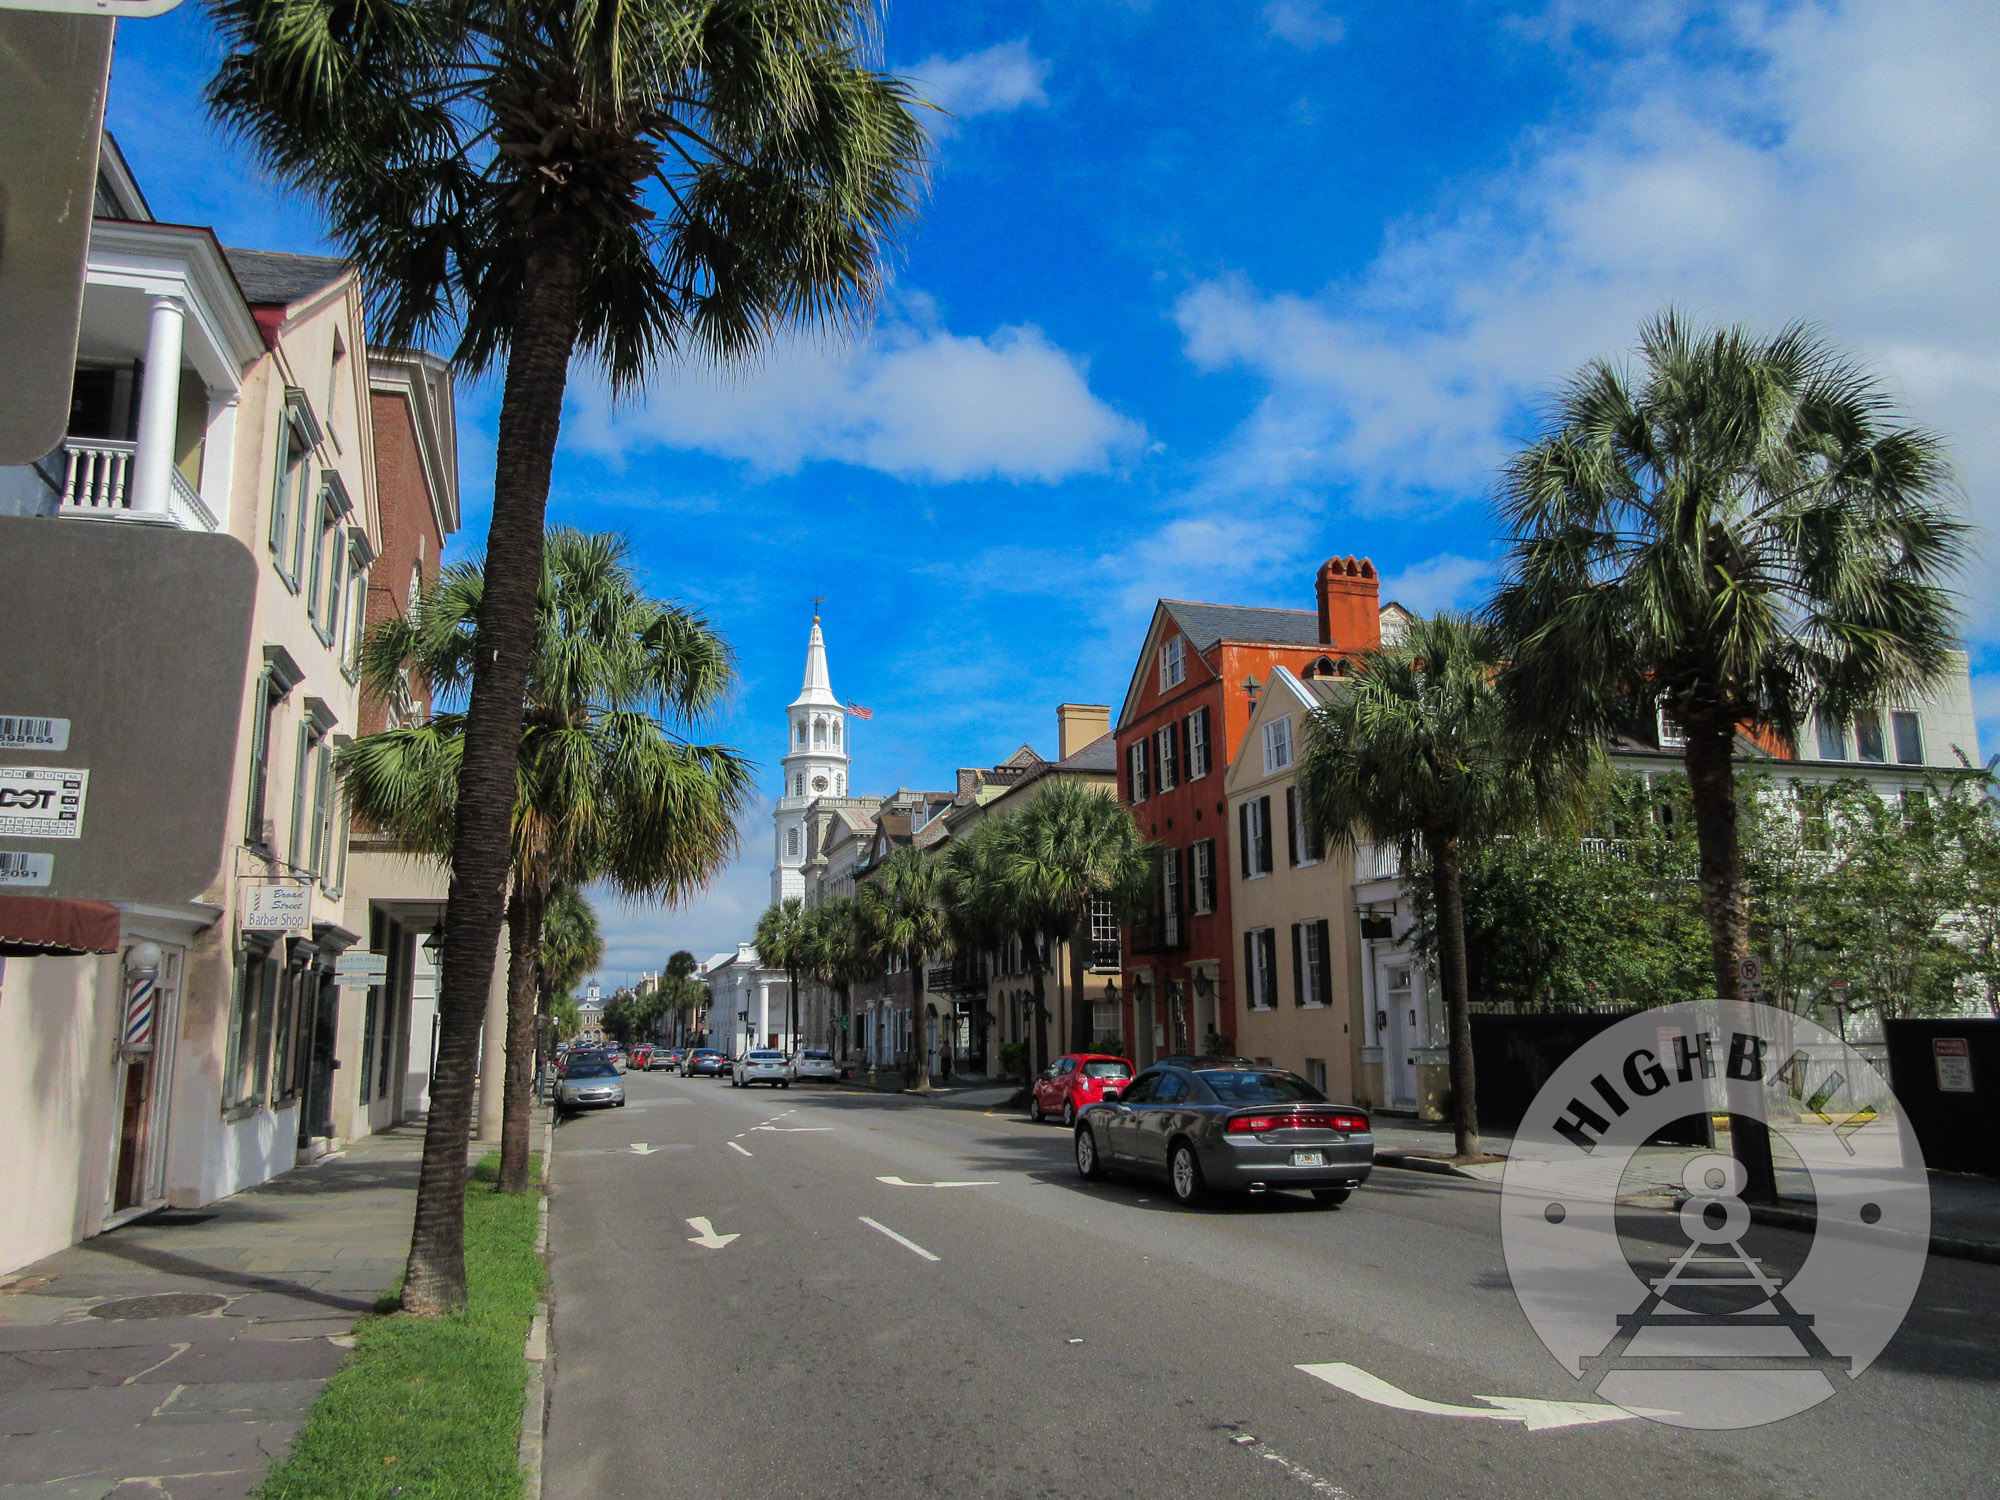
1376,1150,1507,1182
1733,1199,2000,1268
519,1110,554,1499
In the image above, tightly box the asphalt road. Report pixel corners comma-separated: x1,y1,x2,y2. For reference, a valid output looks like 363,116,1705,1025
543,1070,1999,1500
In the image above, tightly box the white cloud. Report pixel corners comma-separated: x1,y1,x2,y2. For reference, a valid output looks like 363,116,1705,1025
1264,1,1346,49
1378,553,1496,615
1174,0,2000,639
568,316,1143,485
907,39,1051,135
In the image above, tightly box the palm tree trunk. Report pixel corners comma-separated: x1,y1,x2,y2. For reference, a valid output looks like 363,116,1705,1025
1430,829,1480,1159
1683,717,1778,1203
910,954,931,1090
400,226,586,1316
1069,905,1092,1053
1029,942,1050,1079
498,862,547,1195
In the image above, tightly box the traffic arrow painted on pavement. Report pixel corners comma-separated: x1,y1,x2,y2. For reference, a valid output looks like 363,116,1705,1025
876,1176,997,1188
628,1143,657,1155
685,1217,739,1250
1296,1362,1666,1431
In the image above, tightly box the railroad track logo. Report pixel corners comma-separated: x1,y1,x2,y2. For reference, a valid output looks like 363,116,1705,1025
1500,999,1930,1429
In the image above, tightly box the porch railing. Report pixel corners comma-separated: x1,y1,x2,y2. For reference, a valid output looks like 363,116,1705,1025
58,438,219,532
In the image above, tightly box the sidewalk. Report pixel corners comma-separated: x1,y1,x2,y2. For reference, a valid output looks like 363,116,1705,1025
1370,1114,2000,1261
0,1125,434,1499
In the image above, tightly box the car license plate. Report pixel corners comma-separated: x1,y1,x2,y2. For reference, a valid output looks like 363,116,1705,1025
1291,1150,1326,1168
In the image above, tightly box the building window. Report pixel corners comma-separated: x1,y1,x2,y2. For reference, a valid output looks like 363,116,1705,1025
344,542,370,675
787,827,801,857
1657,702,1689,750
1292,919,1331,1008
1158,634,1185,690
225,941,277,1109
1262,714,1293,774
814,717,826,746
290,715,335,877
1892,711,1924,765
1127,740,1150,803
1190,838,1217,915
1307,1057,1327,1093
1161,848,1184,948
1156,725,1179,792
1186,707,1211,779
797,720,807,746
245,670,281,847
1286,785,1323,866
1816,714,1847,760
1242,927,1278,1009
832,720,841,746
1089,899,1120,970
1239,796,1274,878
1854,709,1886,763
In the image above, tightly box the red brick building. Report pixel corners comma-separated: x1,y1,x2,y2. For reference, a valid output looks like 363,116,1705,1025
1113,558,1383,1067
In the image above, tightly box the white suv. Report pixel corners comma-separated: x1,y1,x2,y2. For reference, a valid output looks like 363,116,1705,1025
791,1049,839,1083
732,1049,790,1088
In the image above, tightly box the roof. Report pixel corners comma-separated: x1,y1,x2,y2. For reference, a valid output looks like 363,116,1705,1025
1161,600,1320,653
222,247,352,306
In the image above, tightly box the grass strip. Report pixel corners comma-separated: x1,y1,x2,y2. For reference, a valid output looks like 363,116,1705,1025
258,1153,544,1500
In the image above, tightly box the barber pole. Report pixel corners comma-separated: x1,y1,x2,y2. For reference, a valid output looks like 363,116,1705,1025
122,965,156,1049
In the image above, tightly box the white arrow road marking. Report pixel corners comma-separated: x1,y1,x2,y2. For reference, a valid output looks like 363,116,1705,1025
628,1143,657,1155
726,1141,752,1157
859,1216,940,1262
685,1217,739,1250
876,1176,996,1188
1296,1363,1665,1431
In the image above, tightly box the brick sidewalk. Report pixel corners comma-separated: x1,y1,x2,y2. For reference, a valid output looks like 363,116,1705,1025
0,1126,432,1499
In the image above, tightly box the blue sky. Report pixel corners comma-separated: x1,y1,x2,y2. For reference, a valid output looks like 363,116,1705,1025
109,1,2000,984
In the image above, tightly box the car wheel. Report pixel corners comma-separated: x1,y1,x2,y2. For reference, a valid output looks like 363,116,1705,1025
782,1081,791,1089
1028,1094,1043,1123
1169,1141,1206,1206
1312,1188,1351,1207
1075,1125,1107,1181
1062,1099,1077,1128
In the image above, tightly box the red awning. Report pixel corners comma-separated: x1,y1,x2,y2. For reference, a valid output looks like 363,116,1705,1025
0,895,122,958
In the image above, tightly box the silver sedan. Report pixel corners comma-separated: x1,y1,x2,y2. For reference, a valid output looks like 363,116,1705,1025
555,1060,626,1117
1074,1063,1372,1206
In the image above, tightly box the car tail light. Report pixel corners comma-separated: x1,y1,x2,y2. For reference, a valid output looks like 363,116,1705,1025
1228,1111,1370,1134
1227,1115,1279,1134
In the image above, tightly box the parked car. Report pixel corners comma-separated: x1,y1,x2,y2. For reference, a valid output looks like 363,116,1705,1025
1073,1061,1371,1207
733,1049,790,1088
555,1059,626,1117
683,1048,729,1077
629,1046,653,1071
557,1047,611,1078
790,1049,839,1083
652,1048,684,1071
1029,1053,1134,1127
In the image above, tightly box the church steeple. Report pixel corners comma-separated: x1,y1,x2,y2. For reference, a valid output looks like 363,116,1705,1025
772,607,851,903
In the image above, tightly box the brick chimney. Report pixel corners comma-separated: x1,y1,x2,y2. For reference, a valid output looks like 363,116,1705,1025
1316,556,1381,652
955,768,982,802
1056,703,1111,760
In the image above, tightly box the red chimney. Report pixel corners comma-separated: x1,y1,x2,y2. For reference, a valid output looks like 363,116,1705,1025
1316,556,1381,652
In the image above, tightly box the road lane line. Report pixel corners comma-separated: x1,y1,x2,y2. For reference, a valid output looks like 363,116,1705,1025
876,1176,996,1188
1227,1434,1353,1497
859,1216,940,1262
727,1141,753,1157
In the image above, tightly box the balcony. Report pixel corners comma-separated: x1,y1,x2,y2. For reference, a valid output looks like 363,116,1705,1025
1125,916,1187,957
56,438,219,532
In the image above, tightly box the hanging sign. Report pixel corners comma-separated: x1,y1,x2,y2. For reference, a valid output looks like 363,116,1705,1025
241,882,311,933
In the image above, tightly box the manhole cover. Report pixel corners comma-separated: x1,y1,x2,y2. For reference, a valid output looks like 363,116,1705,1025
88,1293,229,1320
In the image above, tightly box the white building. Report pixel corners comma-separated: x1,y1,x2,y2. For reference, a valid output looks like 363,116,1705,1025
772,614,850,902
701,944,791,1055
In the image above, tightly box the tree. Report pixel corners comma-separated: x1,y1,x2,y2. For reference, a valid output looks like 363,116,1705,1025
213,0,925,1315
857,845,950,1089
1491,312,1968,1198
538,884,604,1015
1006,779,1155,1056
799,899,864,1061
1299,612,1593,1159
548,994,583,1041
941,816,1058,1080
752,897,808,1053
339,529,747,1291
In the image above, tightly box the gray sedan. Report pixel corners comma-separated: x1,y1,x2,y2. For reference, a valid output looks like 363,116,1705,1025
555,1060,626,1117
1074,1063,1371,1206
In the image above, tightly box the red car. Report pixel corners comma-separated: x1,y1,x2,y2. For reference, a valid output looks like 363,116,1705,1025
1030,1053,1135,1127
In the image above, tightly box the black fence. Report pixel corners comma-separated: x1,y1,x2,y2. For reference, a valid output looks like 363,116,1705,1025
1884,1019,2000,1176
1468,1011,1710,1146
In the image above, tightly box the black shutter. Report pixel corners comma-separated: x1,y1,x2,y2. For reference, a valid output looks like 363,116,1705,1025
1172,847,1186,913
1257,797,1274,874
1261,929,1279,1008
1314,920,1333,1008
1181,713,1193,780
1286,786,1300,867
1202,839,1218,912
1243,930,1256,1008
1291,924,1305,1008
1199,707,1212,776
1239,803,1252,878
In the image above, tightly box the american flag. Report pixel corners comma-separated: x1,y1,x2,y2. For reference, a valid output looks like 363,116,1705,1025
846,701,874,721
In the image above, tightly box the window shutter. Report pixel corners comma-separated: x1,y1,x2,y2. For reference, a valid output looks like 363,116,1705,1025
1286,786,1300,867
1199,707,1212,776
1203,839,1218,912
1315,920,1333,1008
1257,797,1274,874
1261,929,1279,1008
1239,803,1252,878
1291,924,1305,1008
1243,931,1256,1008
1181,714,1193,779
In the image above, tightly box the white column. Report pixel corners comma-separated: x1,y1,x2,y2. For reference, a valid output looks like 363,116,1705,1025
758,981,770,1050
131,296,187,519
199,390,239,523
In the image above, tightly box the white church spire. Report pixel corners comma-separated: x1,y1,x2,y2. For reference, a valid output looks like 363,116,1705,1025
772,606,851,903
792,611,838,708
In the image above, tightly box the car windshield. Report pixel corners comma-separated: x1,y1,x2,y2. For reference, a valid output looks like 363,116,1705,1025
1198,1070,1325,1103
1082,1060,1132,1079
567,1062,618,1079
692,1050,718,1058
803,1050,832,1060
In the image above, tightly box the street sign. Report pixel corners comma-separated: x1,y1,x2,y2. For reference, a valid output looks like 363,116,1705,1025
1737,954,1763,996
1932,1037,1973,1094
336,950,389,980
241,883,311,933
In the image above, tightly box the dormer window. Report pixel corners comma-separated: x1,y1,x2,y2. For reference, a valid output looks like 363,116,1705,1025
1158,634,1185,690
1657,703,1688,750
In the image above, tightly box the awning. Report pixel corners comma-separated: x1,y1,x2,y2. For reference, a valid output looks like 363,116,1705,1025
0,895,122,958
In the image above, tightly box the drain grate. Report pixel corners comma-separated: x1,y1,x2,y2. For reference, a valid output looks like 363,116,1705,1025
88,1292,229,1320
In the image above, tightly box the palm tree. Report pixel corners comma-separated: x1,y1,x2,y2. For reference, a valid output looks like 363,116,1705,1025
858,844,950,1089
1490,312,1967,1196
537,883,602,1078
941,816,1062,1081
800,898,864,1062
211,0,925,1315
340,530,748,1291
752,897,808,1054
1299,612,1593,1159
1008,780,1154,1055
